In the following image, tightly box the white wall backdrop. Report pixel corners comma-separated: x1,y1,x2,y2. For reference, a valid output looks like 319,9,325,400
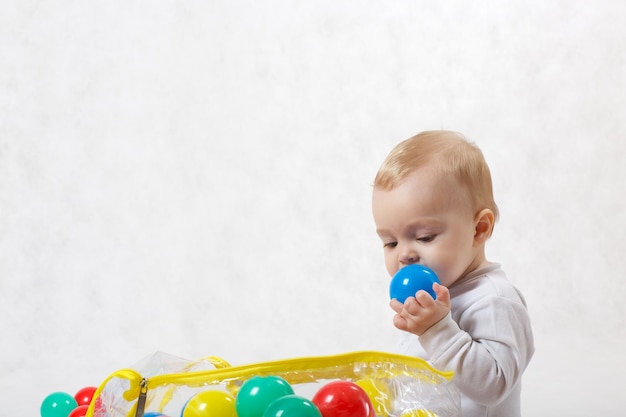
2,1,625,415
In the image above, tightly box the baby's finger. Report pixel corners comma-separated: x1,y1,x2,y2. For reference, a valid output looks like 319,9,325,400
403,297,425,316
389,299,404,313
433,283,451,308
415,289,436,306
392,314,409,331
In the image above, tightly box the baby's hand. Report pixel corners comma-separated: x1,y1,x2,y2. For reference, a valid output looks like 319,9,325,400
389,283,451,336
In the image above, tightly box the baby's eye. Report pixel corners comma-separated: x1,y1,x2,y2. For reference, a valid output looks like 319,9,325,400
417,235,435,243
383,241,398,248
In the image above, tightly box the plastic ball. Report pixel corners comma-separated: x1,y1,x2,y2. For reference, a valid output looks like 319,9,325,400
312,381,373,417
92,396,105,414
182,390,237,417
74,386,97,406
144,413,169,417
41,392,79,417
68,405,89,417
389,264,440,303
355,379,393,417
263,395,322,417
236,376,294,417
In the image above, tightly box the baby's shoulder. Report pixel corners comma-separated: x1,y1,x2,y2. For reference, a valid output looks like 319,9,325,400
452,264,526,305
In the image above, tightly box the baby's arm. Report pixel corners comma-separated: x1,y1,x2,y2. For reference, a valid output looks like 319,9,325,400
418,296,534,405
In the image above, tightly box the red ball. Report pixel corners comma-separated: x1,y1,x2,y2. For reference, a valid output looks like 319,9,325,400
312,381,374,417
74,386,97,406
68,404,90,417
92,395,106,414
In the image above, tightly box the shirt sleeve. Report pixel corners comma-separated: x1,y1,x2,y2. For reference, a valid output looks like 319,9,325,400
417,295,534,406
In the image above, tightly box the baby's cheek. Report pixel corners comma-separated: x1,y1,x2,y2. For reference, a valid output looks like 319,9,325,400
384,258,398,277
433,255,467,286
433,267,456,287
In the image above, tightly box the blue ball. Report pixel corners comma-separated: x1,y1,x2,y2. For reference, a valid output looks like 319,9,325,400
389,264,440,303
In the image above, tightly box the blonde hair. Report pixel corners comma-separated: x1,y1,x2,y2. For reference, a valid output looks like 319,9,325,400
374,130,500,222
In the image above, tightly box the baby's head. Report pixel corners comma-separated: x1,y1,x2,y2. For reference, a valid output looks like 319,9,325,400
374,130,499,228
372,130,499,284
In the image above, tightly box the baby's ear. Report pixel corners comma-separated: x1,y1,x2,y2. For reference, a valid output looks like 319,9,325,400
474,208,495,244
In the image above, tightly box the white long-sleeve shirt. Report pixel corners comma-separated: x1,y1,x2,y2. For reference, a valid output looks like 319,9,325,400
396,263,535,417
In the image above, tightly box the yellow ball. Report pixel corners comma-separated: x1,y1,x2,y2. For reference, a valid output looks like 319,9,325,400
355,379,393,417
182,390,237,417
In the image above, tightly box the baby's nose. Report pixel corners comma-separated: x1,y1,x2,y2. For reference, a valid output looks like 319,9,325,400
399,246,419,265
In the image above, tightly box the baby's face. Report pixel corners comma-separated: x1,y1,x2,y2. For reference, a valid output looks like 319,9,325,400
372,165,483,287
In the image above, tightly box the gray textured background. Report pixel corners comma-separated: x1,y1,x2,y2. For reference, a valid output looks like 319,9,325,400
2,1,625,415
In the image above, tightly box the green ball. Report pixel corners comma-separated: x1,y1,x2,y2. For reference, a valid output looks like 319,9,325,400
41,392,78,417
236,376,294,417
263,395,322,417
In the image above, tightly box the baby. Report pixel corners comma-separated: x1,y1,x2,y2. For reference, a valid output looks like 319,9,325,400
372,130,534,417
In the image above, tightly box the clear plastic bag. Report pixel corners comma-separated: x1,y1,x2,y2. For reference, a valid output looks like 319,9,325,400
86,351,460,417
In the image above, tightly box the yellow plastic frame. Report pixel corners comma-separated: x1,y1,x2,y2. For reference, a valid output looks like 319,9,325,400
86,351,455,417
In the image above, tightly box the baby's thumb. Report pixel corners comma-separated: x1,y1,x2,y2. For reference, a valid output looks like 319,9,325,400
433,283,451,307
